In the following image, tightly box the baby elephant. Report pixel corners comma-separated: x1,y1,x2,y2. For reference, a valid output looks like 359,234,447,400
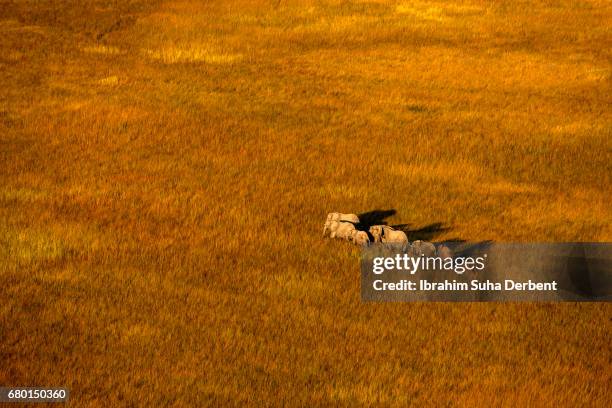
327,221,358,242
348,229,370,246
368,225,385,243
411,240,437,257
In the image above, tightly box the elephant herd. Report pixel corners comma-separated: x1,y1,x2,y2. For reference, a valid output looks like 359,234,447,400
322,212,411,248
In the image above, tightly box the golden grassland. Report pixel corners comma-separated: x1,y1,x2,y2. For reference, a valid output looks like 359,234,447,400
1,0,611,405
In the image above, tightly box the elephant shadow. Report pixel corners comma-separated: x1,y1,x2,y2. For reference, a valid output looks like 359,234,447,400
357,209,452,242
357,209,396,229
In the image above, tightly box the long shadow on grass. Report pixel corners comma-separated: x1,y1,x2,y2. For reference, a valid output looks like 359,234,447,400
357,209,397,228
357,209,452,242
393,222,451,242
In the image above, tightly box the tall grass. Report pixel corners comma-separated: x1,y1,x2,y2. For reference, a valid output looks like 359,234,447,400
1,0,610,405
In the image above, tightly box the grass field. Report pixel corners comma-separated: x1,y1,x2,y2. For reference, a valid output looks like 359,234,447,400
1,0,611,405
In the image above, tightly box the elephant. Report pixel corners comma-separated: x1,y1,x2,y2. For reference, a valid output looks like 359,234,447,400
326,212,360,224
382,229,408,249
348,230,370,246
437,244,453,259
322,219,337,237
330,221,356,240
323,219,346,238
411,240,437,256
369,225,408,249
368,225,385,243
323,213,360,237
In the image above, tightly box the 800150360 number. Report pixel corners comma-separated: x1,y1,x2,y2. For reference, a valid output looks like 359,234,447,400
0,387,69,402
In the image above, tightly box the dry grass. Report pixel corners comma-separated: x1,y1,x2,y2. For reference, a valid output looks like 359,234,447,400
82,45,124,55
1,0,611,406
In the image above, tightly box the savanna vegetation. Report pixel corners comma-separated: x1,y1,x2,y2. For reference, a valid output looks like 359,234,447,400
1,0,610,405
